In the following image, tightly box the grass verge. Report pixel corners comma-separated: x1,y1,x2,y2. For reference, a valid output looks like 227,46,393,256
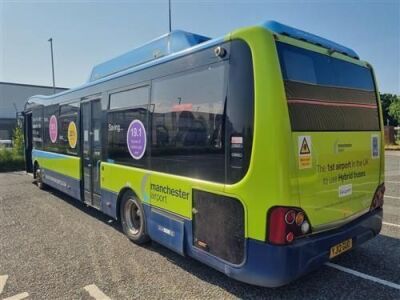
0,149,25,172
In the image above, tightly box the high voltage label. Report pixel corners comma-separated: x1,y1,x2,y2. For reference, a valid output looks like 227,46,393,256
298,136,312,169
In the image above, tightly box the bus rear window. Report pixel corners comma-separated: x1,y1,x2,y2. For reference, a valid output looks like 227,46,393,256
277,42,380,131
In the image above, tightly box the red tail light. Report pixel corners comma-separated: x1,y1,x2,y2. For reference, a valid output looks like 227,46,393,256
267,206,311,245
370,183,385,210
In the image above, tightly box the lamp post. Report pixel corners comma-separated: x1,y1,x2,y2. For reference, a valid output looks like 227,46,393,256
48,38,56,94
168,0,172,33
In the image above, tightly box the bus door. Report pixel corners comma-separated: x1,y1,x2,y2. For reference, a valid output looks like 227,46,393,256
81,99,102,208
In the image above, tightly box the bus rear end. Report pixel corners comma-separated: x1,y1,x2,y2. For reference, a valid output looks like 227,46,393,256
263,28,383,285
274,38,384,235
226,23,384,288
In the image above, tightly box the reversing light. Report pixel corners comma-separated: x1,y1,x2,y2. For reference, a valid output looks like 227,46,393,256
301,220,310,234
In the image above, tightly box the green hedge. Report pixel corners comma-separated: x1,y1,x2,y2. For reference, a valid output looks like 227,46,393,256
0,149,25,172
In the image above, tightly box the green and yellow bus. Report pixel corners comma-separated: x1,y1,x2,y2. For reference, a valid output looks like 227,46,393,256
24,21,385,287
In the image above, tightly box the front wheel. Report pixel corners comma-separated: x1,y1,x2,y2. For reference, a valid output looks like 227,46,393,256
35,166,45,190
120,191,150,244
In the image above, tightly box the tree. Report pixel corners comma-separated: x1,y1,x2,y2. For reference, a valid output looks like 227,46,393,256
12,125,24,157
388,97,400,126
380,93,399,126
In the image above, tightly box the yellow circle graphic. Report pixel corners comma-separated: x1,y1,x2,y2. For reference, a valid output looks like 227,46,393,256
68,121,77,149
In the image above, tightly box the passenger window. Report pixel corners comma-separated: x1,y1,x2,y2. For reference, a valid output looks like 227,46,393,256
58,102,80,155
107,107,149,167
107,86,150,168
43,104,60,152
150,63,227,182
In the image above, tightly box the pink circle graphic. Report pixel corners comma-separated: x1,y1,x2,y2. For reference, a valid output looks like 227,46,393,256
49,115,58,143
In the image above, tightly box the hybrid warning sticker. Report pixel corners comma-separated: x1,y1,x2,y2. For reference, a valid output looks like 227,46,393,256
298,136,312,169
371,134,379,159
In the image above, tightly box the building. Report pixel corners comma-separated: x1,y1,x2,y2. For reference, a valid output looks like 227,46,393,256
0,82,67,141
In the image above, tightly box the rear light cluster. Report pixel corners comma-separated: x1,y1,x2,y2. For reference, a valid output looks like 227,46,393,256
370,183,385,210
267,207,311,245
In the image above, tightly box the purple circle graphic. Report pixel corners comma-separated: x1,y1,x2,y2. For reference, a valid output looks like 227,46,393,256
127,119,146,160
49,115,58,143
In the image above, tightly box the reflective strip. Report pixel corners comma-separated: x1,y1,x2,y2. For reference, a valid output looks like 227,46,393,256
288,99,377,109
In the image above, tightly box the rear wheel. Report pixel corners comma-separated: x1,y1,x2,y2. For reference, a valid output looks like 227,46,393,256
120,191,150,244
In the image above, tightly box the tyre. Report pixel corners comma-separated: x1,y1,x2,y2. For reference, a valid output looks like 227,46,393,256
35,165,45,190
120,191,150,244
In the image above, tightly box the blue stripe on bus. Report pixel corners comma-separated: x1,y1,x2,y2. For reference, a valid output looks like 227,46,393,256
32,149,72,160
100,189,119,219
41,168,81,201
144,206,185,255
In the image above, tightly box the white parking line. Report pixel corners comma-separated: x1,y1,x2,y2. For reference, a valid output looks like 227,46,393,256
0,275,8,294
84,284,111,300
383,221,400,228
3,292,29,300
385,195,400,200
326,262,400,290
386,181,400,184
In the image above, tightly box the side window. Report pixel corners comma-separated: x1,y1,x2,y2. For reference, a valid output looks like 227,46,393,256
150,63,227,182
107,86,150,167
109,86,149,110
32,106,43,149
43,104,60,152
59,102,79,155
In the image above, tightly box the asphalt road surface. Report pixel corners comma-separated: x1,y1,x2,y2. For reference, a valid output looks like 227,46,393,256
0,152,399,299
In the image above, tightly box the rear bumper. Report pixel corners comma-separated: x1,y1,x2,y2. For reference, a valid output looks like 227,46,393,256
224,208,383,287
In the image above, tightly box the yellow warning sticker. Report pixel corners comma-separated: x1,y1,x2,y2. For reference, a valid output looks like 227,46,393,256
68,121,78,149
298,136,312,169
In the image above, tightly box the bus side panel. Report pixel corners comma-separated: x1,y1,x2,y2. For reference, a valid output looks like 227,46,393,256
100,163,250,260
100,162,226,219
32,149,81,200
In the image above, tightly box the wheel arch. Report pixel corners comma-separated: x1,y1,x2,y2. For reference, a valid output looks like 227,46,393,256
116,187,139,221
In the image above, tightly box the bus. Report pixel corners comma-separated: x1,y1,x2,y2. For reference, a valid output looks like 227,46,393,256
23,21,385,287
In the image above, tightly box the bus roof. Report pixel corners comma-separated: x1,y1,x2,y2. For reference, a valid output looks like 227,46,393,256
88,30,210,82
27,20,361,107
263,21,359,59
27,35,223,106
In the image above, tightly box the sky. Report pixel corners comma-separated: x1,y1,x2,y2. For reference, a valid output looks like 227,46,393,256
0,0,399,94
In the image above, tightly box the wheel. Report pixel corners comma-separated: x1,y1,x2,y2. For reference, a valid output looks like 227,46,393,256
120,191,150,244
35,166,45,190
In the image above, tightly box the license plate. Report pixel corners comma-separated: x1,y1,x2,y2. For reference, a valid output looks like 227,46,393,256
329,239,352,258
